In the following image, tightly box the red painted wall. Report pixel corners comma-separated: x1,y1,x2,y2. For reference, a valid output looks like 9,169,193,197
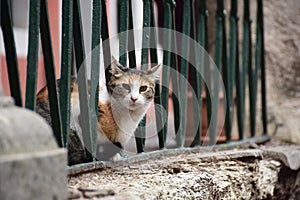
1,0,60,105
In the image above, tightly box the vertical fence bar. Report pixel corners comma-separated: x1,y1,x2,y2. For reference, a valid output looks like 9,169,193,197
101,0,112,84
101,0,111,84
149,0,158,66
149,0,165,149
247,1,257,137
1,0,22,106
141,0,151,67
221,1,228,142
128,0,136,69
197,0,209,62
177,0,191,147
249,0,259,137
135,0,152,152
197,0,209,144
60,0,73,148
159,0,173,148
222,1,233,142
237,0,251,140
257,0,267,135
90,0,102,160
210,0,225,145
25,0,40,111
192,0,204,146
254,0,262,135
40,0,63,147
189,0,197,93
227,0,239,141
170,1,180,138
118,0,129,66
221,1,229,142
73,0,93,160
190,0,202,146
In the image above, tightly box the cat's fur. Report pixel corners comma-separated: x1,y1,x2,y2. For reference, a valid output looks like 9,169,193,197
36,57,161,165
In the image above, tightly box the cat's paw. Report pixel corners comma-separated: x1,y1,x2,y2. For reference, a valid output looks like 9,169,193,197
111,153,122,161
110,151,128,161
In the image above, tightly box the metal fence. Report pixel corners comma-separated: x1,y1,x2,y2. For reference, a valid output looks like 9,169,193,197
0,0,267,167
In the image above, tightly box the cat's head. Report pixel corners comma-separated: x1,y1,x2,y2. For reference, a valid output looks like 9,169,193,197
108,57,161,111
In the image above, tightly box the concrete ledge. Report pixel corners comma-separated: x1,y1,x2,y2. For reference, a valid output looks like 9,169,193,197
262,145,300,170
0,96,67,200
0,149,67,200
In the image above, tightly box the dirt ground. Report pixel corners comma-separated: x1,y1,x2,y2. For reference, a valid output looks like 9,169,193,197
67,139,300,200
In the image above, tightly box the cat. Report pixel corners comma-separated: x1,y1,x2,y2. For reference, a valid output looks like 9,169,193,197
36,57,161,165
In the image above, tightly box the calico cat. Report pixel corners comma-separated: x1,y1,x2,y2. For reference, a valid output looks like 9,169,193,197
36,57,161,165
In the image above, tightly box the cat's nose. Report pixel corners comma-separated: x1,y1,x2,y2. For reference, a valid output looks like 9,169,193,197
131,97,138,103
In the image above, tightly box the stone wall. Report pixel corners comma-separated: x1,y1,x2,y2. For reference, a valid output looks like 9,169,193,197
264,0,300,144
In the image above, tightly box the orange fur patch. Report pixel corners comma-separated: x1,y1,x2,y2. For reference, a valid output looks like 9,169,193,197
36,86,49,103
98,102,119,142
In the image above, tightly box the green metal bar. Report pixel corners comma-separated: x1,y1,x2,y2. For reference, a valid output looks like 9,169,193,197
141,0,151,68
118,0,129,66
60,0,73,148
177,0,191,147
136,117,146,153
1,0,22,106
128,0,136,69
170,1,180,137
25,0,40,110
221,4,228,142
237,0,251,140
197,0,209,49
257,0,267,135
228,0,239,141
73,0,93,161
221,4,228,140
101,0,112,85
40,0,63,147
135,0,152,153
159,0,173,149
135,124,147,153
149,0,158,66
222,0,237,142
236,0,249,140
254,0,266,135
149,0,164,149
248,0,259,137
90,0,102,160
198,0,211,142
189,0,202,146
193,0,207,146
189,0,197,92
209,0,225,145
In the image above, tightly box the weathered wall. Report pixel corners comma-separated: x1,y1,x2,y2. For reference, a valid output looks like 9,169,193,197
264,0,300,144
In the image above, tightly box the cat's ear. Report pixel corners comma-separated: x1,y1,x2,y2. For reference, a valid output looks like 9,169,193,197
147,64,162,81
110,56,127,78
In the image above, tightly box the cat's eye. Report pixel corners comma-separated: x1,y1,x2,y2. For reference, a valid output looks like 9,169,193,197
139,85,148,92
122,83,131,91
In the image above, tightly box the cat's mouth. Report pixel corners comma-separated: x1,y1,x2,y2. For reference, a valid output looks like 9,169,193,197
128,102,142,110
